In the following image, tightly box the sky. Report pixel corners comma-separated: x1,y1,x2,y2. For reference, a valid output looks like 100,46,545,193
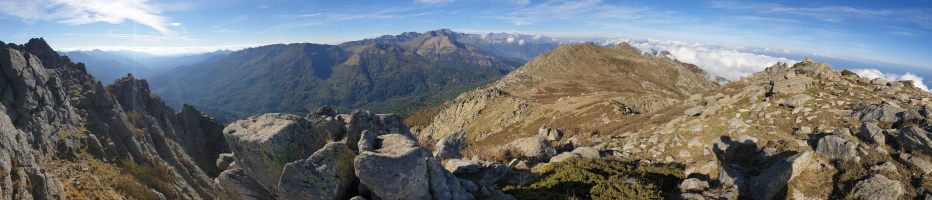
0,0,930,71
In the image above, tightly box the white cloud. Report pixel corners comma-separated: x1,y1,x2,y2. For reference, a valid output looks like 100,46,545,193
852,69,929,91
0,0,172,34
602,38,795,81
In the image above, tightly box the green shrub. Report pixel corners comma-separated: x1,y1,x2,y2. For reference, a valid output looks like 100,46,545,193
118,159,178,199
503,159,684,200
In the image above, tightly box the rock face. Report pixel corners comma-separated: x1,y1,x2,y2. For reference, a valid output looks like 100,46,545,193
898,126,932,154
748,151,813,200
849,102,905,123
859,122,885,144
218,109,471,200
816,135,858,161
354,134,432,199
278,142,357,200
215,168,272,200
851,174,903,200
0,39,226,199
223,113,328,192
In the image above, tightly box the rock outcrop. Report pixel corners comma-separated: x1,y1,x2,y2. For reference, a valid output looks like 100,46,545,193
218,109,471,199
278,142,356,200
0,38,227,199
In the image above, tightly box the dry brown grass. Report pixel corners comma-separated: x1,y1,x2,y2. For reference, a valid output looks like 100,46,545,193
405,105,442,128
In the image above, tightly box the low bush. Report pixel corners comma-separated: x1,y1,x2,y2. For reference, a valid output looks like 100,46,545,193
503,159,684,200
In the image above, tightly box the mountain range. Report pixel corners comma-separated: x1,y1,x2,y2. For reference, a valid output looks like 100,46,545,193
148,29,558,122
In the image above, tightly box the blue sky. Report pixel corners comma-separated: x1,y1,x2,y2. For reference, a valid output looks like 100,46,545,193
0,0,930,70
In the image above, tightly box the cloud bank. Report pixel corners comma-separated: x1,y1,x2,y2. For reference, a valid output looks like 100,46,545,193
0,0,172,34
851,69,929,91
602,38,796,81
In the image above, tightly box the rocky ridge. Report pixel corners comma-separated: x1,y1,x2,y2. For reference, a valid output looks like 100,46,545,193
0,38,228,199
410,45,932,199
215,109,485,199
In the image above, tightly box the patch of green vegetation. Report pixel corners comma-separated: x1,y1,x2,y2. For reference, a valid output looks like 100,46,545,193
503,159,684,200
117,159,178,199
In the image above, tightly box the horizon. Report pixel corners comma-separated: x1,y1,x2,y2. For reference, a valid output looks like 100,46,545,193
0,0,930,69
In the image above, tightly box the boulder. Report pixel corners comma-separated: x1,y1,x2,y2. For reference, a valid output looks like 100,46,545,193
434,129,467,160
779,94,811,108
851,174,902,200
506,136,556,159
684,106,705,116
214,168,273,200
506,159,529,170
678,178,710,192
223,113,329,192
345,111,414,152
571,147,601,159
768,75,813,96
549,152,580,163
816,135,858,161
428,158,474,200
278,142,357,200
748,151,813,200
444,159,483,174
858,122,885,144
216,153,235,171
849,102,904,123
897,126,932,154
902,154,932,175
538,126,562,141
354,134,431,199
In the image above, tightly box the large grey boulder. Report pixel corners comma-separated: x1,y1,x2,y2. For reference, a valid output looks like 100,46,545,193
345,111,414,152
223,113,328,192
768,73,814,96
434,129,467,160
428,158,474,200
901,154,932,175
849,102,904,123
858,122,885,144
779,94,811,108
444,159,482,174
278,142,357,200
572,146,601,159
851,174,902,200
816,135,858,161
355,133,473,200
214,168,273,200
748,151,813,200
506,136,556,159
354,134,431,200
897,126,932,154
